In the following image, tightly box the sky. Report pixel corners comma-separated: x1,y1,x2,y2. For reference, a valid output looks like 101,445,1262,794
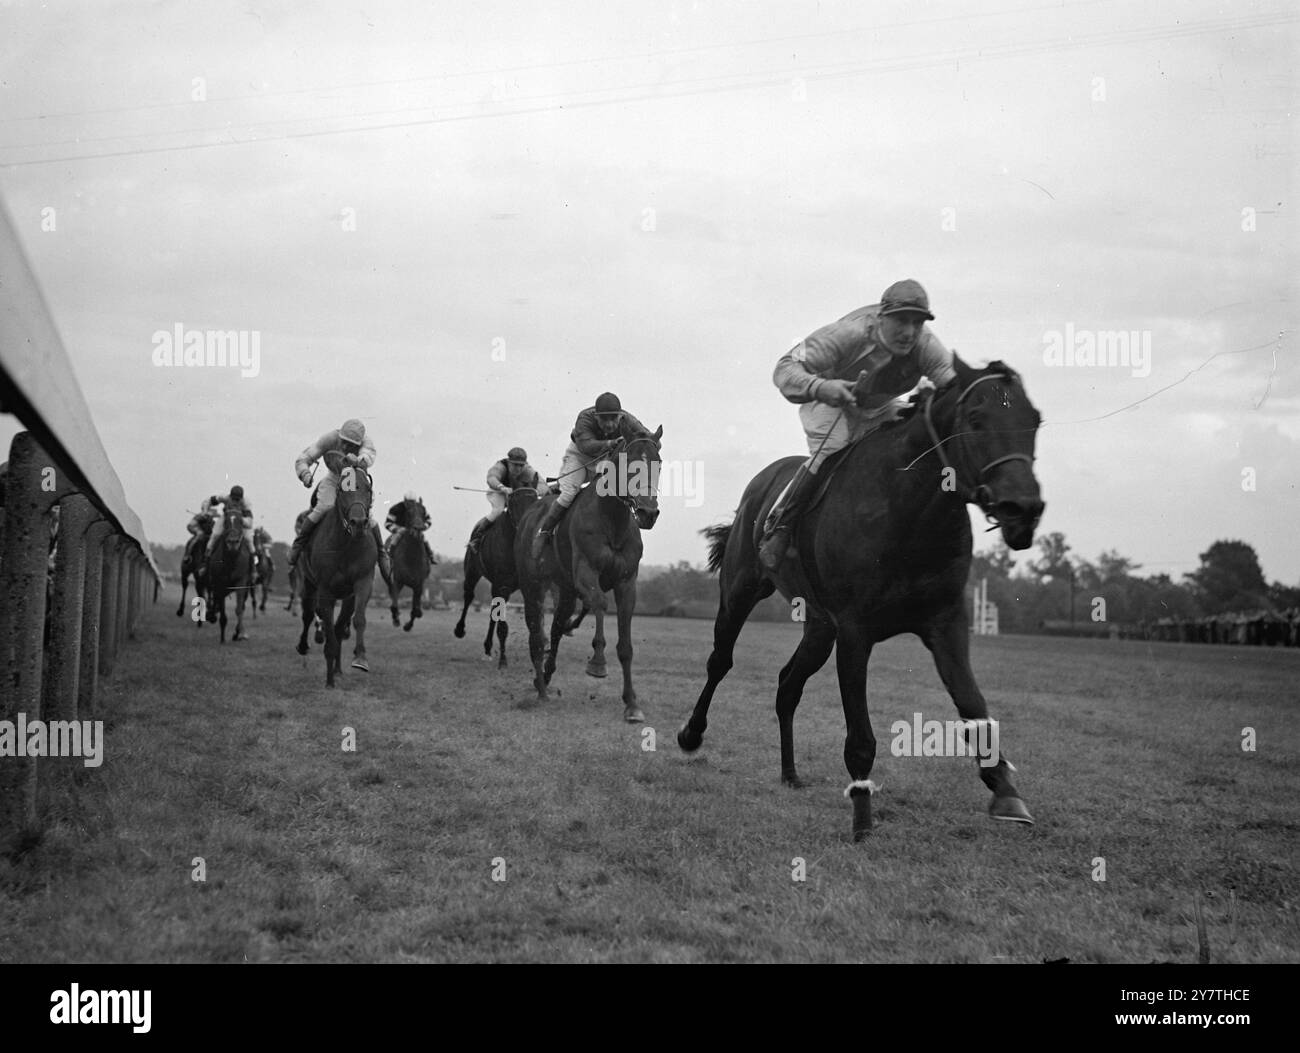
1,0,1296,585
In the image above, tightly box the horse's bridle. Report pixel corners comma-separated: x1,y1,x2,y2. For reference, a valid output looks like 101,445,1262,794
922,373,1036,521
608,434,662,514
334,468,373,536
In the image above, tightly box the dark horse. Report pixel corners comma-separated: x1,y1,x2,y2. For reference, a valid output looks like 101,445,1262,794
295,464,378,687
388,498,432,631
176,515,213,621
252,526,273,613
515,428,663,720
206,505,254,643
678,357,1044,840
454,487,540,666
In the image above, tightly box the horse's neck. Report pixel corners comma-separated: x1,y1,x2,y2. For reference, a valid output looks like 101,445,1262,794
595,493,633,542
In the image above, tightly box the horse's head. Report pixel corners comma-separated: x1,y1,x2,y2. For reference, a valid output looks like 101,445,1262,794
334,466,374,538
409,499,430,533
596,426,663,530
222,506,244,550
934,357,1045,551
507,486,540,523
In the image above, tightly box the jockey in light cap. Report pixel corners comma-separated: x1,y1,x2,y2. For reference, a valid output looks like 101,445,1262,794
758,279,957,570
288,417,392,583
385,490,437,565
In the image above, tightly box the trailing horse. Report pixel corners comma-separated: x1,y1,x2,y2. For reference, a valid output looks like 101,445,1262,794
252,526,273,613
205,505,254,643
176,516,212,622
678,357,1044,840
295,465,378,687
515,428,663,720
388,498,432,631
454,487,540,666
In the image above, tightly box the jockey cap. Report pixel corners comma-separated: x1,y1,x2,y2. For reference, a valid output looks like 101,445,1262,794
594,392,622,417
340,419,366,445
879,279,935,321
507,447,528,463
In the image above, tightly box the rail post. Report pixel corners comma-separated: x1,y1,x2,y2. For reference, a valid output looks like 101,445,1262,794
79,518,113,720
0,433,57,851
98,535,121,679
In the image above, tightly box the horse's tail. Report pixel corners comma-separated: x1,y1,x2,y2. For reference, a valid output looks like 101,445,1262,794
701,520,733,574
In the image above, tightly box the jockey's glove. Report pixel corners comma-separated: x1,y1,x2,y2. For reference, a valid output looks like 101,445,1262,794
816,378,857,407
299,469,313,487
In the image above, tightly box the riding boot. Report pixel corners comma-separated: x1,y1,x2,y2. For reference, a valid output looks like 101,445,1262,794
530,502,566,561
467,517,491,555
424,539,438,565
372,523,393,586
758,463,819,571
288,515,319,568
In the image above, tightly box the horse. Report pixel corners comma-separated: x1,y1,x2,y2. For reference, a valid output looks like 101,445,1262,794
176,516,213,621
387,498,432,631
295,464,378,687
515,428,663,720
205,505,254,643
252,526,274,613
678,356,1044,841
454,487,540,666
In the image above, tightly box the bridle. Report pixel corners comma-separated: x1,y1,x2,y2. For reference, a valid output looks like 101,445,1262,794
608,434,663,514
335,467,374,537
922,372,1036,522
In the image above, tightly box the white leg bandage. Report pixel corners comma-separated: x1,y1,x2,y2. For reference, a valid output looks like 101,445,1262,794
843,779,879,797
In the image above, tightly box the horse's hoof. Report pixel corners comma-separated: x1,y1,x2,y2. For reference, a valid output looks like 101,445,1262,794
296,642,309,655
623,707,645,724
586,663,607,679
403,623,413,632
314,630,324,644
989,796,1035,824
677,725,703,752
782,772,806,789
454,625,466,638
352,658,370,672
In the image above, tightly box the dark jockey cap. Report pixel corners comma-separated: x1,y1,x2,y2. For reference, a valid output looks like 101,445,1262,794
507,447,528,463
594,392,622,417
879,279,935,321
230,485,244,501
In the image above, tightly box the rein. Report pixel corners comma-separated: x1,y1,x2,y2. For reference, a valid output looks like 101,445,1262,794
922,373,1035,520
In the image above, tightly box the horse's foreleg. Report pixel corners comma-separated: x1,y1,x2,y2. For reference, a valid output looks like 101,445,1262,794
522,588,549,702
233,582,248,640
352,581,370,671
921,615,1032,825
218,591,228,644
176,574,188,617
573,564,606,679
775,615,836,787
296,581,314,655
834,619,877,842
678,563,772,753
491,585,509,667
612,578,643,723
455,561,481,639
546,587,577,687
389,575,401,627
319,598,340,687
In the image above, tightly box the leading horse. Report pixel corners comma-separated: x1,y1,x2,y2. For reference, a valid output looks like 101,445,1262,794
678,356,1044,840
296,463,378,687
515,428,663,720
206,505,254,643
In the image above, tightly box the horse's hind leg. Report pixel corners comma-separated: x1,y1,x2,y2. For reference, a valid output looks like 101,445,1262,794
491,585,510,667
297,582,314,655
834,618,877,841
678,563,774,752
920,615,1032,825
775,615,836,787
176,573,188,617
455,560,481,639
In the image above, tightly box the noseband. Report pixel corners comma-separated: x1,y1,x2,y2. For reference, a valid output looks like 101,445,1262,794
922,373,1035,520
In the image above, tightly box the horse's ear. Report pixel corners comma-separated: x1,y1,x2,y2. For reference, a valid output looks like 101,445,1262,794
950,351,976,386
653,424,663,440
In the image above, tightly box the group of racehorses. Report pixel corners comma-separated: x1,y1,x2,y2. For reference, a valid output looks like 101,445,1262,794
173,357,1047,838
175,510,273,642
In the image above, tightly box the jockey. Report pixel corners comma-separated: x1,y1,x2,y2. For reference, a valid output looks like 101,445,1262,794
468,447,543,554
758,279,957,570
385,490,437,564
288,418,392,583
530,393,652,560
202,485,254,556
185,501,215,558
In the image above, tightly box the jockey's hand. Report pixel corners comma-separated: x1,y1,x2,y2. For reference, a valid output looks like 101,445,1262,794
500,487,512,495
343,452,360,467
299,468,313,487
817,379,857,408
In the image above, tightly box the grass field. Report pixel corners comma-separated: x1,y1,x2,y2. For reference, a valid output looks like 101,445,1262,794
1,583,1296,963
